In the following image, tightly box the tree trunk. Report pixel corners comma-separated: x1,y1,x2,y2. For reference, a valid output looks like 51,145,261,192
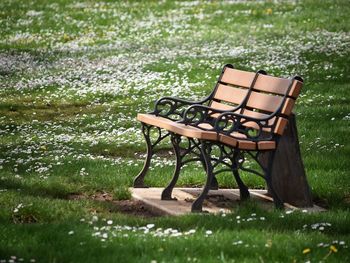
259,114,313,207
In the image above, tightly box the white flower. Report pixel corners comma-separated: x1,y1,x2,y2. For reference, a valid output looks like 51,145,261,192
186,229,196,235
205,230,212,235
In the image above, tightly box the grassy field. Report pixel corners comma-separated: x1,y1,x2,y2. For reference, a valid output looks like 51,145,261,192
0,0,350,262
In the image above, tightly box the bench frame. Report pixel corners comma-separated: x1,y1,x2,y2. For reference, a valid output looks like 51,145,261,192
134,64,303,212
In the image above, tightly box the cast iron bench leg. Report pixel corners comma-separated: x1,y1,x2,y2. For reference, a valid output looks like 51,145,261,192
161,134,181,200
134,123,170,188
133,124,152,188
200,156,219,190
192,142,214,212
231,150,250,200
232,170,250,201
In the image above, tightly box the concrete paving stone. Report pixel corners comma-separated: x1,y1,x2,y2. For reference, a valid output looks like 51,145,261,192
130,188,326,216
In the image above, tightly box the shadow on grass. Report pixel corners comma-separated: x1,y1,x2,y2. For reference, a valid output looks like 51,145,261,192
0,178,71,199
2,175,350,239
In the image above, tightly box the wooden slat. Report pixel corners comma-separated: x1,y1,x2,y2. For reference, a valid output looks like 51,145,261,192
137,114,217,140
289,80,303,98
258,141,276,150
198,123,213,129
219,133,276,150
246,91,283,113
240,120,273,132
209,101,242,119
246,92,295,115
253,74,291,96
218,134,238,147
221,68,256,88
240,120,260,130
210,101,236,111
214,84,248,105
254,75,303,99
219,132,254,149
242,109,271,120
242,109,275,128
281,98,295,115
274,117,288,135
238,140,256,150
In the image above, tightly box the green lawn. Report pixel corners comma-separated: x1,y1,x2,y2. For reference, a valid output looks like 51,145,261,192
1,0,350,262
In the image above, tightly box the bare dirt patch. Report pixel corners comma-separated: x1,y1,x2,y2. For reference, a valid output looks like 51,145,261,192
67,191,160,218
112,199,161,218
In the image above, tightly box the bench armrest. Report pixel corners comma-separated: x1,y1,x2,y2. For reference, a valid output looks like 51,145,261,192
152,96,210,120
214,112,275,142
181,104,233,129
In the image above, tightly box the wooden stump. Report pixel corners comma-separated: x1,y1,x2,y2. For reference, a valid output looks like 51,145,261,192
259,114,313,207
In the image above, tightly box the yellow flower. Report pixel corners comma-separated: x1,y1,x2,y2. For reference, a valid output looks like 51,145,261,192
330,245,338,253
63,34,72,42
266,8,273,15
302,248,311,254
265,239,272,248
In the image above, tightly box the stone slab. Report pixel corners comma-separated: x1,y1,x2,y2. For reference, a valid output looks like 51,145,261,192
130,188,326,216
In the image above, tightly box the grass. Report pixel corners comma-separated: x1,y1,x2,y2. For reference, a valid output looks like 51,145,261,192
0,0,350,262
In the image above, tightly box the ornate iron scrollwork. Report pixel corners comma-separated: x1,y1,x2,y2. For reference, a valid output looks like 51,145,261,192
153,97,211,121
161,135,220,200
191,142,252,212
133,123,170,188
215,112,274,141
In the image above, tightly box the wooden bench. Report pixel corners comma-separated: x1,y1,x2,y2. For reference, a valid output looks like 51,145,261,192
134,64,311,212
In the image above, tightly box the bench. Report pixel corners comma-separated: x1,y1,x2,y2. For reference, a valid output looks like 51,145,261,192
134,64,305,212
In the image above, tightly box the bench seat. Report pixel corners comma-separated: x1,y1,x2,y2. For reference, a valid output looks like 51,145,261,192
137,113,217,141
137,113,276,150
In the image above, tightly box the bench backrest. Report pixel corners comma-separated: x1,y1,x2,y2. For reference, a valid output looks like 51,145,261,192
209,65,303,136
